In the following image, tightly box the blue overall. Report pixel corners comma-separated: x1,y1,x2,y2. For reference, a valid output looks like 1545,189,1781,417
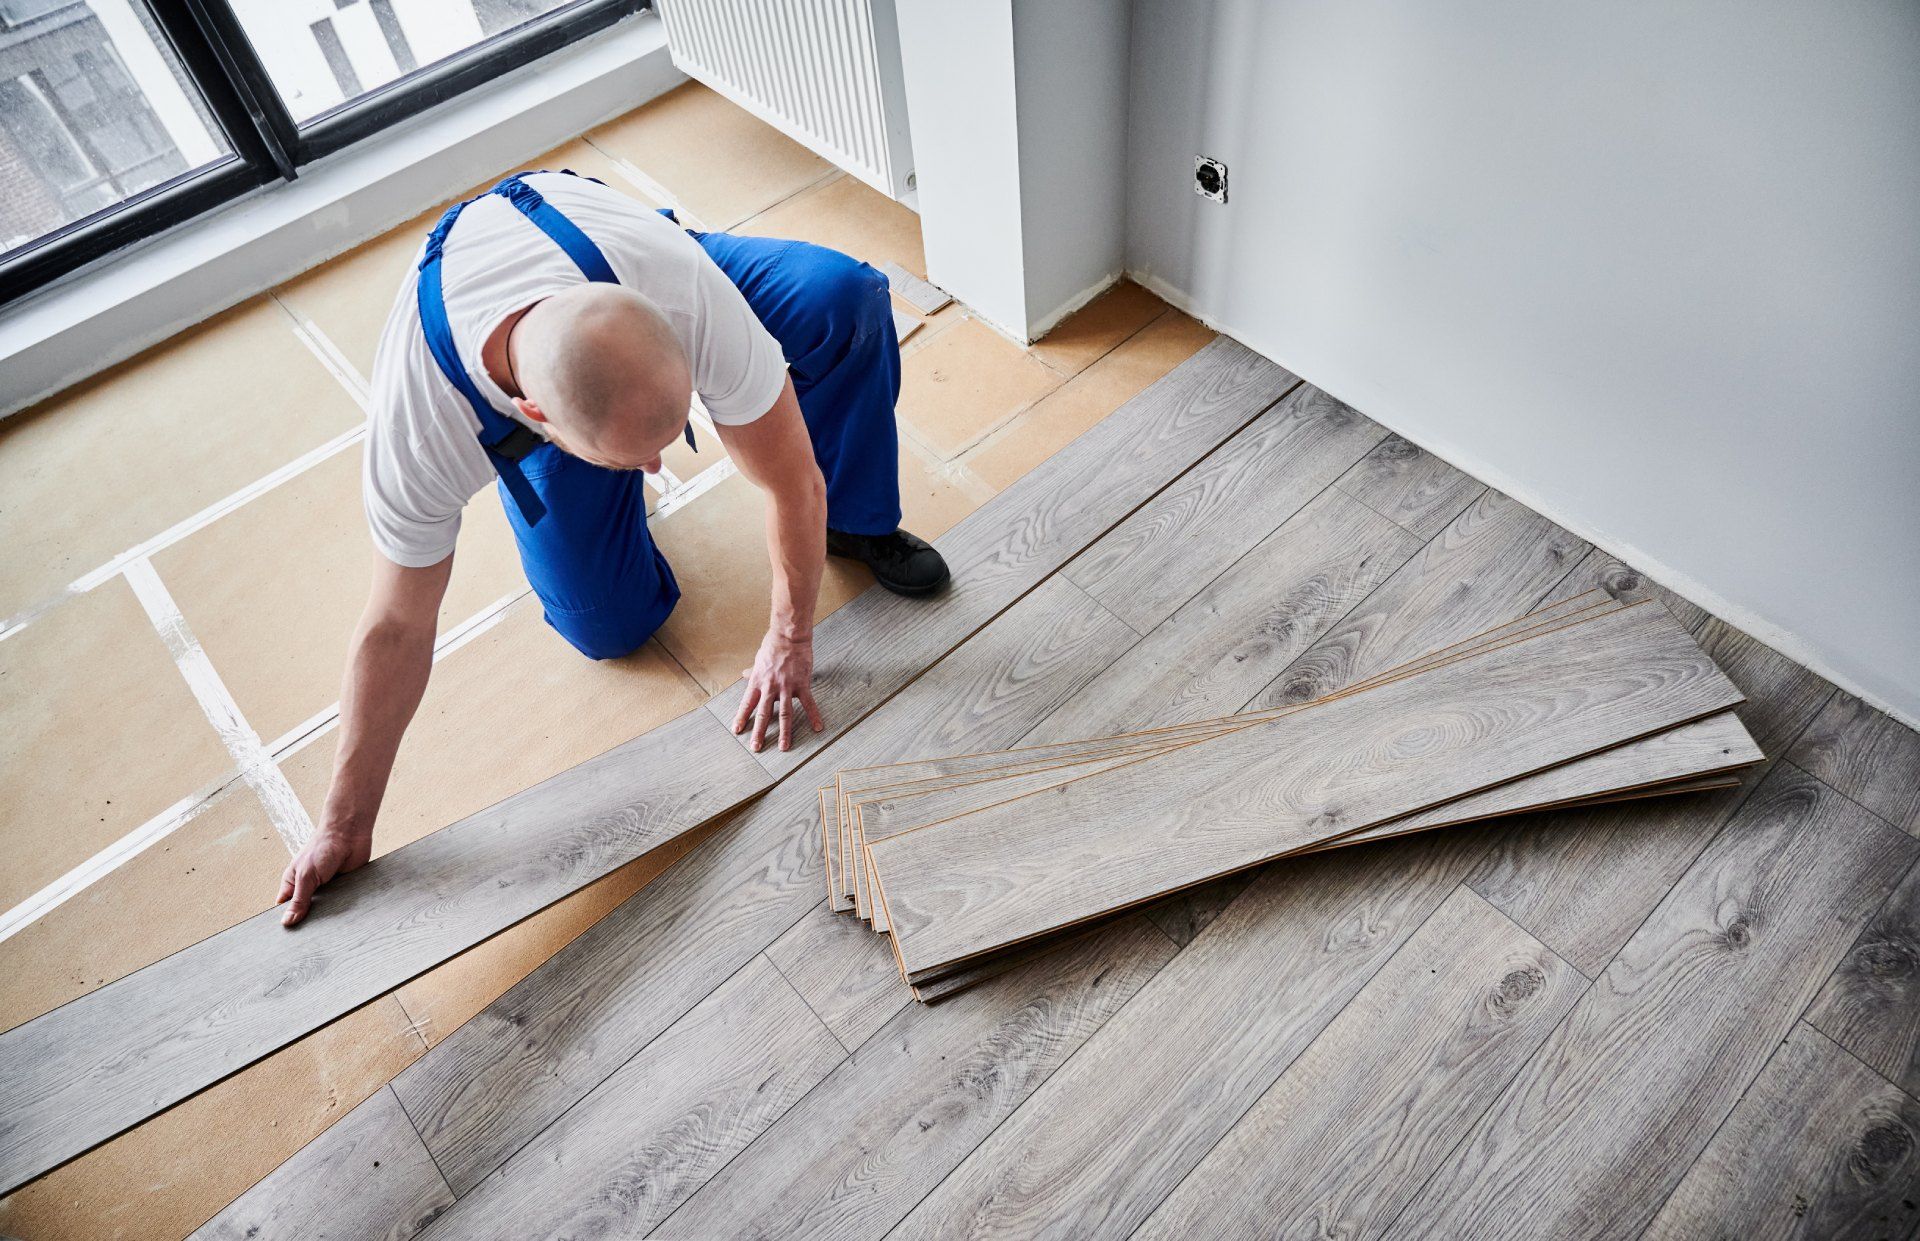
417,172,902,660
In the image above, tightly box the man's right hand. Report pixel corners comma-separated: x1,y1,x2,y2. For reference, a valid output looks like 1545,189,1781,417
277,826,373,926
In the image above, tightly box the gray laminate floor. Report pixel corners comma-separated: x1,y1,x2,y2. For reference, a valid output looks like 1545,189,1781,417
206,371,1920,1241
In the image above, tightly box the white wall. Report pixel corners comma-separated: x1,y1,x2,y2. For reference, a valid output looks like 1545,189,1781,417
897,0,1129,341
1125,0,1920,725
1011,0,1130,333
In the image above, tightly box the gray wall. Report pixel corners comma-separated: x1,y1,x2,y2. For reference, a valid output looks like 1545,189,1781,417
1125,0,1920,724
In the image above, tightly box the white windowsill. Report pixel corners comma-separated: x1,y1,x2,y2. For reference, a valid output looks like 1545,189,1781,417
0,10,681,420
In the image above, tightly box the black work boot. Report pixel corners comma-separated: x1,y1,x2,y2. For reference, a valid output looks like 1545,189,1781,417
826,527,951,596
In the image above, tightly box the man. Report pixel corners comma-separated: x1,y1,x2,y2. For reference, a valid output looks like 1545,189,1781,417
276,169,949,926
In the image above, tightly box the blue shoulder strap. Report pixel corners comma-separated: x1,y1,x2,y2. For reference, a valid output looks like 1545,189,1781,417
415,171,693,528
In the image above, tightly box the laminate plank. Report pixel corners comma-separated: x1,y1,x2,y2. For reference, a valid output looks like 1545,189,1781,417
889,489,1599,1239
1064,384,1385,634
1790,691,1920,834
0,706,768,1197
1644,1022,1920,1241
1381,765,1918,1240
875,602,1742,982
654,916,1176,1240
891,832,1492,1240
1806,858,1920,1096
1031,487,1422,743
906,772,1744,1005
1552,547,1712,634
1332,431,1485,540
766,900,907,1050
1248,488,1589,711
849,598,1635,934
384,576,1138,1194
190,1087,453,1241
880,260,951,315
707,337,1300,774
413,956,845,1240
851,592,1636,879
1469,615,1834,975
1135,888,1583,1241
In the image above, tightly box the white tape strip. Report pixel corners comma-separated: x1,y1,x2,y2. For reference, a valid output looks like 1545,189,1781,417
124,558,314,855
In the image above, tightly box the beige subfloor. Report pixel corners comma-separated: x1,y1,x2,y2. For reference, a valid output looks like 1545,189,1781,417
0,81,1214,1239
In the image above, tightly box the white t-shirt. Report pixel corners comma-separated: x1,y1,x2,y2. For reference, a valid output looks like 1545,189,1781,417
362,172,788,567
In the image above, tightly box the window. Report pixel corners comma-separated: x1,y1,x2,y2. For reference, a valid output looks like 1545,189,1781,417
0,0,644,304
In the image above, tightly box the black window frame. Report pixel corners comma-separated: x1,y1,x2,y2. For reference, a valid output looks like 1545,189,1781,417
0,0,647,307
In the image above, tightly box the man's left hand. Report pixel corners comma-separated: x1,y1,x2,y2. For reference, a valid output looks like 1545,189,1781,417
733,627,825,752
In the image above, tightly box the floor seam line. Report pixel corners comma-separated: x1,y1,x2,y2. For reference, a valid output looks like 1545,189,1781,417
1331,475,1485,543
761,950,856,1056
1805,1014,1920,1107
1124,879,1483,1238
878,916,1194,1241
1370,895,1602,1240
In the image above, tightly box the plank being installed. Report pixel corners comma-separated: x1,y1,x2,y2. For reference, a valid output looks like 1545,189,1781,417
706,337,1300,776
875,601,1743,981
0,705,769,1196
1380,765,1917,1240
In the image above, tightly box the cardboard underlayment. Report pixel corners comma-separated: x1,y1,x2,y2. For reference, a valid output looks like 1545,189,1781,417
821,592,1762,996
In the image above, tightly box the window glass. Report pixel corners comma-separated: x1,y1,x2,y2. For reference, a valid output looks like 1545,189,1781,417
227,0,581,124
0,0,231,258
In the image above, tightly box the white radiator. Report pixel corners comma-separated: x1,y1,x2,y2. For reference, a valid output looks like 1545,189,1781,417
657,0,915,204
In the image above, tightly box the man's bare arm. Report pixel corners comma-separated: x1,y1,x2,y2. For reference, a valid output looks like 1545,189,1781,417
277,553,451,925
714,376,828,752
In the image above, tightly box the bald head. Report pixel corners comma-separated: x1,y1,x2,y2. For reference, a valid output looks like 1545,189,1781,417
513,284,692,469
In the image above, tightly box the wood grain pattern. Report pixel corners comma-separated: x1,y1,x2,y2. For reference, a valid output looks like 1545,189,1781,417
765,900,904,1050
884,504,1655,1240
655,917,1176,1240
1064,384,1385,634
1644,1022,1920,1241
384,576,1138,1194
1135,888,1582,1241
1806,857,1920,1096
0,706,769,1197
1469,615,1835,975
1332,431,1485,540
1029,487,1421,744
413,957,844,1240
1247,489,1588,712
1790,691,1920,834
891,831,1493,1240
849,594,1641,937
880,260,950,314
875,602,1742,981
1552,547,1713,634
707,337,1299,774
1381,765,1918,1240
190,1087,453,1241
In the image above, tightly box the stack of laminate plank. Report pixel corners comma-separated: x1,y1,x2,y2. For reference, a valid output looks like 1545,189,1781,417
820,590,1764,1001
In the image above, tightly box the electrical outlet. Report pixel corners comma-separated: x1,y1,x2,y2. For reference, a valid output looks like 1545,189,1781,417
1194,155,1227,203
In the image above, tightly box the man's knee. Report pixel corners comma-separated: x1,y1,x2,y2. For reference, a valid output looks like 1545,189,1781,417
544,606,658,662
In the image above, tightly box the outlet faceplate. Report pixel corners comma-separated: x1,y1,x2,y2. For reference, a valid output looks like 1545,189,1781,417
1195,155,1228,203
